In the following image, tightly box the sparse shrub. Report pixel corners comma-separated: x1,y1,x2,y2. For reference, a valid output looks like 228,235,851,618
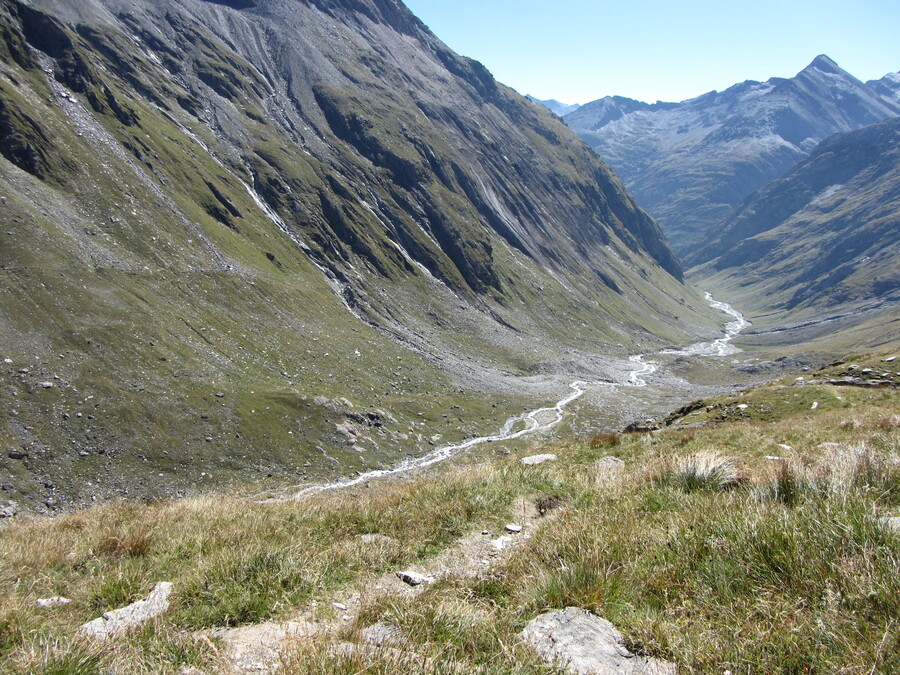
96,529,154,558
772,461,802,506
653,452,743,492
590,432,621,449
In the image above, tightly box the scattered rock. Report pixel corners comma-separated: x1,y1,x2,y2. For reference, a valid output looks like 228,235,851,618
520,607,676,674
623,420,659,433
505,523,523,533
0,501,18,518
37,597,72,607
38,381,54,389
521,453,557,465
7,450,26,460
395,570,432,587
80,582,173,639
335,420,359,439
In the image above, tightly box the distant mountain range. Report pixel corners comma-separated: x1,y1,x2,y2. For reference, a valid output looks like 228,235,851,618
688,116,900,323
565,56,900,256
527,96,580,116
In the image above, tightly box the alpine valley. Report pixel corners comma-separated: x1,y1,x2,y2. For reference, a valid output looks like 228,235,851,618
0,2,898,674
0,0,725,511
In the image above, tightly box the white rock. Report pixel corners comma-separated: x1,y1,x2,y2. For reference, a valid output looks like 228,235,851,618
505,523,523,533
80,582,172,639
520,454,557,466
36,597,72,607
811,401,819,410
520,607,676,674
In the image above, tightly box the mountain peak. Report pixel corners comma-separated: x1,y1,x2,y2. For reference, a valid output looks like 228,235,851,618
807,54,842,75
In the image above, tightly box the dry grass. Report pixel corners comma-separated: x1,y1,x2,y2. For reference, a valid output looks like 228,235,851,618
0,360,897,673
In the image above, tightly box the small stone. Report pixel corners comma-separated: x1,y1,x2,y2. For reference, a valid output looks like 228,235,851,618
38,381,54,389
736,403,748,410
395,570,432,587
332,602,348,611
7,451,26,460
215,392,224,398
37,597,72,607
520,453,557,466
505,523,523,533
0,501,18,518
811,401,819,410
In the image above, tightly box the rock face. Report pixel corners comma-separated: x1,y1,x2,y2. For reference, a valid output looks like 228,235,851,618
688,116,900,322
80,581,172,638
565,56,900,256
0,0,715,507
520,607,676,674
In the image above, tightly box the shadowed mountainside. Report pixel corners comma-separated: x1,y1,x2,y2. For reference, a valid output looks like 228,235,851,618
688,116,900,347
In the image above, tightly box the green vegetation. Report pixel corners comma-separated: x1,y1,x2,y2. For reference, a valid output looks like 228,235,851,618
0,354,896,672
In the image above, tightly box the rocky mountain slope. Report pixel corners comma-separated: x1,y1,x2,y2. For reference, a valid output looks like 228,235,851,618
565,56,900,256
687,116,900,346
0,0,719,511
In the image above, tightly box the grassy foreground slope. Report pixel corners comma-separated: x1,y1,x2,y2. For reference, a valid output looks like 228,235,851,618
0,354,897,673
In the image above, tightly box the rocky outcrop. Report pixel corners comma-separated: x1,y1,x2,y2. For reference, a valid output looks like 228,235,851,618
80,582,172,638
521,607,676,674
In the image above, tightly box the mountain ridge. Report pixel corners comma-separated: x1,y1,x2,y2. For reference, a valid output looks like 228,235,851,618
564,55,900,256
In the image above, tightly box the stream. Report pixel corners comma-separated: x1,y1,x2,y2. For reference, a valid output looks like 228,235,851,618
266,295,749,502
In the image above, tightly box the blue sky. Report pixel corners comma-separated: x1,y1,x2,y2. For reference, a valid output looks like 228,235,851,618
402,0,900,104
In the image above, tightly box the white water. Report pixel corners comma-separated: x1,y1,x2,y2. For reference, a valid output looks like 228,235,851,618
268,380,589,501
263,293,746,502
662,293,750,357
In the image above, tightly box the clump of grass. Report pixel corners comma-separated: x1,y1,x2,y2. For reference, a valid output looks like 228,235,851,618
651,451,743,492
589,432,621,449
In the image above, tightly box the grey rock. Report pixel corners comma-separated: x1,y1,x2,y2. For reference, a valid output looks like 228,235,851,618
879,516,900,532
520,453,558,466
505,523,523,533
395,570,432,587
80,582,173,638
520,607,676,674
361,622,408,647
0,501,19,518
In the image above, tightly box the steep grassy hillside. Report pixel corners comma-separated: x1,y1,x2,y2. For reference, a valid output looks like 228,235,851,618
0,0,721,511
0,354,896,673
688,117,900,351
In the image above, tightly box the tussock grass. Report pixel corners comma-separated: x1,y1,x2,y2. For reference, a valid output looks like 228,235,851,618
0,358,898,673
